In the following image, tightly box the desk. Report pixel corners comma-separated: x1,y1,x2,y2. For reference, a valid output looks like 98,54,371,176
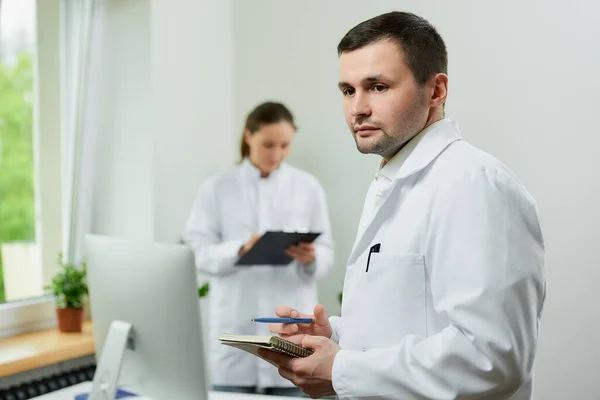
31,382,296,399
0,321,95,377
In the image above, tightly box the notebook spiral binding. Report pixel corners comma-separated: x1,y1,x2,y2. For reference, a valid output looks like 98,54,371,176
273,337,313,358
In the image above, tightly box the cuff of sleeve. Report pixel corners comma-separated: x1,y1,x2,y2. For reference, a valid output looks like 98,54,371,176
331,349,358,400
302,260,317,275
224,240,245,260
328,315,341,343
213,241,246,272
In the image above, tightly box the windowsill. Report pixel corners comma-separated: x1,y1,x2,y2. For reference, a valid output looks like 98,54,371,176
0,296,58,339
0,320,95,377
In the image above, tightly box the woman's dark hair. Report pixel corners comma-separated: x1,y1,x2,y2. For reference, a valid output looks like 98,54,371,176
240,101,296,160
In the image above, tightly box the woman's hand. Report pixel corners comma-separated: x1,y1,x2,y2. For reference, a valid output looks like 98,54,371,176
238,233,262,256
285,242,315,265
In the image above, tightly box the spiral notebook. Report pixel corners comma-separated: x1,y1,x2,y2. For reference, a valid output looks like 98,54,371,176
219,333,313,366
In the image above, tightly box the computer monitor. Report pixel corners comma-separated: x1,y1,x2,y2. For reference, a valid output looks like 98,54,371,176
84,234,207,400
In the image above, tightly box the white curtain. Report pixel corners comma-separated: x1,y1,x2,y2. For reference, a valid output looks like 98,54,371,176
60,0,106,265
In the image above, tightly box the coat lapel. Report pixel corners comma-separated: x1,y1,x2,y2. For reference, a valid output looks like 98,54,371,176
347,120,463,265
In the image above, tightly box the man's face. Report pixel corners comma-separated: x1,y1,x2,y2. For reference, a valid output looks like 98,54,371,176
339,39,430,160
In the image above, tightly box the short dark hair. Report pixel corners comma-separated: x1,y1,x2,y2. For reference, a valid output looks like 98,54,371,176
239,101,296,160
337,11,447,85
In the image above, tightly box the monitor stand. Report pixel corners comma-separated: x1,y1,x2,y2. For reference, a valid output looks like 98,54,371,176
89,320,135,400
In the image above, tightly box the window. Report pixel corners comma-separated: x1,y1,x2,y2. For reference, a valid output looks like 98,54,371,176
0,0,62,336
0,0,38,304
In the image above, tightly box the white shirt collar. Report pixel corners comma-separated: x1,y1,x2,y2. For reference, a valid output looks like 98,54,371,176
377,126,427,182
241,157,283,181
375,118,461,182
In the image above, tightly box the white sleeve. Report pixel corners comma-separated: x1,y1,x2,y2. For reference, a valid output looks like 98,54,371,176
300,182,335,279
332,168,546,399
183,178,245,276
329,315,342,344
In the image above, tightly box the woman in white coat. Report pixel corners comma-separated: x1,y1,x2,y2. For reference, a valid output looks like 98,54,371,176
183,101,334,396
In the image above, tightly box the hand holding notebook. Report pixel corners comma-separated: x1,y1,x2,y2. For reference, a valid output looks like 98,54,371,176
219,305,331,369
254,333,340,399
219,333,313,368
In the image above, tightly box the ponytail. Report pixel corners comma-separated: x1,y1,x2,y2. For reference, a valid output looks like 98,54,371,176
239,132,250,162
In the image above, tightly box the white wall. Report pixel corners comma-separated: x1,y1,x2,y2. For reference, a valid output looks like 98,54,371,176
233,1,600,398
93,0,154,240
93,0,235,243
151,0,235,243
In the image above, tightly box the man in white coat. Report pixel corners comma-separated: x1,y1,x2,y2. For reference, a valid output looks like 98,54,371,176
262,11,546,399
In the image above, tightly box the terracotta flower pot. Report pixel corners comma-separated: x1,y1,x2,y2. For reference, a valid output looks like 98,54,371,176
56,307,84,333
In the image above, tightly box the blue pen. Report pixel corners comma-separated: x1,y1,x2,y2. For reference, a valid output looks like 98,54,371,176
251,317,313,324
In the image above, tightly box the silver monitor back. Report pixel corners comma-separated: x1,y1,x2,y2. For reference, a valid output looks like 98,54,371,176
84,234,207,400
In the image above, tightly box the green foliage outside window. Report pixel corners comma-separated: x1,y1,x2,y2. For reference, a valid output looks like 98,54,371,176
0,54,35,302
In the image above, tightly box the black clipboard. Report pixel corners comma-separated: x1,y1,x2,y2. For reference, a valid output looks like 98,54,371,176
235,231,321,266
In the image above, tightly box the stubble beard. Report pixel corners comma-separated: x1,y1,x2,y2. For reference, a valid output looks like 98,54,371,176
352,91,428,158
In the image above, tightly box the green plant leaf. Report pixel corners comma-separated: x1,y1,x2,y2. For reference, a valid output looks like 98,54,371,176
198,282,209,298
46,255,88,309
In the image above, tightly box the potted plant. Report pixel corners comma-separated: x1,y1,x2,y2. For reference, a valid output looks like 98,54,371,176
45,255,88,333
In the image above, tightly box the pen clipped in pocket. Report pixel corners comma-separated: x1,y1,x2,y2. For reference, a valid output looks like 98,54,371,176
365,243,381,272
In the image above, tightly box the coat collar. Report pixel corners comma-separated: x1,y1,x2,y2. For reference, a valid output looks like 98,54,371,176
348,118,463,264
240,158,285,181
387,118,462,181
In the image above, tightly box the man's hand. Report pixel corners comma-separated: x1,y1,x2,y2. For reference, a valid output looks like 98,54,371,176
286,242,316,265
270,304,332,345
238,233,262,256
258,335,340,399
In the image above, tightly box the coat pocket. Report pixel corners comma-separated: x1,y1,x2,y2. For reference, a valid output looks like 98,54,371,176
361,253,427,347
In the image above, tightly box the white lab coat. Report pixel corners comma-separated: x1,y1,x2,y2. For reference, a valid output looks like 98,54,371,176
184,159,334,388
330,119,545,399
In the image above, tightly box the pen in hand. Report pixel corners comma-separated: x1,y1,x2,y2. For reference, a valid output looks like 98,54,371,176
251,317,313,324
